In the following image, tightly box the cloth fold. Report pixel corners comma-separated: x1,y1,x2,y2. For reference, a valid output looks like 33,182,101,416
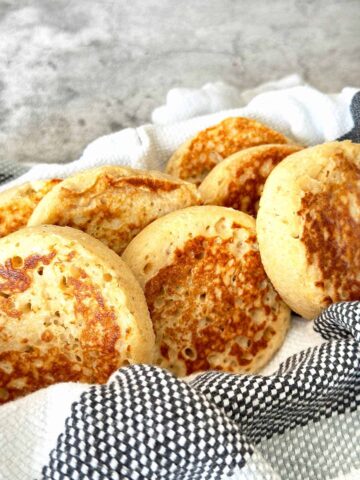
0,79,358,192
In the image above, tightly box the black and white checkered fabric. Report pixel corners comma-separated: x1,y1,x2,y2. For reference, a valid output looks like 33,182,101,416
339,91,360,143
40,302,360,480
0,159,28,186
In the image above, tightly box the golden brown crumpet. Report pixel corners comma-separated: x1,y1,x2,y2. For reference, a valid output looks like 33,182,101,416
257,141,360,320
122,206,290,377
165,117,291,185
199,144,302,216
0,179,62,238
28,166,201,255
0,225,155,404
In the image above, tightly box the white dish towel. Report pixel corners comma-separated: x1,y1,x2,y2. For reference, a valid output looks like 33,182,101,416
0,74,357,191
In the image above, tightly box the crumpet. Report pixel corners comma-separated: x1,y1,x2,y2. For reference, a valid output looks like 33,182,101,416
28,166,201,255
257,141,360,319
199,144,302,216
0,225,154,403
165,117,291,185
0,179,61,238
123,206,290,376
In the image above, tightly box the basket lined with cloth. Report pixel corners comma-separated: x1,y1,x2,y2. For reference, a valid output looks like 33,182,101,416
0,79,359,480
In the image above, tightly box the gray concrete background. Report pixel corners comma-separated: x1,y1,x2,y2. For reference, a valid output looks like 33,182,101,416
0,0,359,165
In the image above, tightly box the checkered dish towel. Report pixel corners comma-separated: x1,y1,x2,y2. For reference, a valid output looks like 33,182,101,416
0,77,359,480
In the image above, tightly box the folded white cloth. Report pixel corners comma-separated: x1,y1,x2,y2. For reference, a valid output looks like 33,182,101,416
1,75,357,192
0,77,359,480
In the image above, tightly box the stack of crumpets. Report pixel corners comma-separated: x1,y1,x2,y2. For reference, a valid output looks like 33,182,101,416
0,115,358,403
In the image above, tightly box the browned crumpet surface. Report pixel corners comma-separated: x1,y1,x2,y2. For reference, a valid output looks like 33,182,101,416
0,179,62,238
0,251,121,403
145,228,288,376
166,117,290,185
117,177,180,192
298,150,360,306
0,226,155,403
256,141,360,319
122,206,290,376
28,167,200,255
199,144,302,216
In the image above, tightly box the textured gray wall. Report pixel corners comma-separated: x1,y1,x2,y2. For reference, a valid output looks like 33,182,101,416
0,0,359,164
